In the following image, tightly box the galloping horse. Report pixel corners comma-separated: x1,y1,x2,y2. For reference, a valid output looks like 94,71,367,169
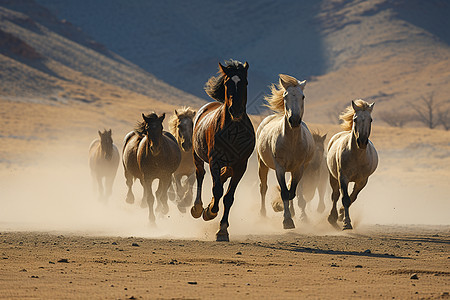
89,129,120,202
327,100,378,230
295,131,328,220
168,107,196,212
123,113,181,223
257,74,314,229
190,60,255,241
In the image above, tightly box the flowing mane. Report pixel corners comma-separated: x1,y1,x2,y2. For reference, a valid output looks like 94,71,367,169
169,106,196,137
135,112,159,136
264,74,301,113
339,99,372,131
204,59,247,102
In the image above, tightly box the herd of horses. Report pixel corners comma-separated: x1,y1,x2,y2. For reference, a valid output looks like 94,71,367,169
89,60,378,241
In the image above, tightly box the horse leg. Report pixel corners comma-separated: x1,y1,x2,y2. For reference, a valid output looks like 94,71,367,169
275,164,294,229
327,174,340,229
202,163,225,221
258,156,269,217
317,176,327,213
180,173,195,208
139,178,148,208
143,179,156,224
216,163,247,242
191,153,205,218
339,178,368,227
289,167,303,221
168,174,177,202
124,169,135,204
339,176,352,230
296,180,308,222
155,175,171,215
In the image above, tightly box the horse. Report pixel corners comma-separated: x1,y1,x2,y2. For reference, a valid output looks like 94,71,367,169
122,112,181,223
168,106,196,212
89,129,120,202
190,59,255,242
327,99,378,230
295,131,328,220
257,74,314,229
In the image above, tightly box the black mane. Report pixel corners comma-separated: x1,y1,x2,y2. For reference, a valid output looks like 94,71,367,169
204,59,246,102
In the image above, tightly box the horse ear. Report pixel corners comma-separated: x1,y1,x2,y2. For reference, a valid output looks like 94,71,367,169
279,74,289,90
174,109,179,116
98,130,101,137
218,63,228,76
159,113,165,122
321,133,327,142
108,129,112,136
351,100,360,112
142,113,149,123
243,61,249,71
298,80,306,90
368,102,375,112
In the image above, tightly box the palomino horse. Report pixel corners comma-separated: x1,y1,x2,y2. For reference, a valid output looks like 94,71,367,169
257,74,314,229
191,60,255,242
123,113,181,223
168,107,196,212
327,100,378,230
89,129,120,202
295,131,328,220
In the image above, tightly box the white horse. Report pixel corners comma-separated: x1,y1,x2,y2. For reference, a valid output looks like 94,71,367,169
257,74,314,229
327,99,378,230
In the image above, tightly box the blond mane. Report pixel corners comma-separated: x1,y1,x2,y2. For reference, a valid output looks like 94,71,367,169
265,74,301,113
169,106,196,137
339,99,372,131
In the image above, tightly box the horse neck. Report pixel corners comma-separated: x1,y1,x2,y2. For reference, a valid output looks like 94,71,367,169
282,113,302,140
349,128,367,157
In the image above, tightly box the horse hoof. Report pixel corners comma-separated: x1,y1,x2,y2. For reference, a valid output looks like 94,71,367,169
300,214,309,223
202,205,218,221
216,232,229,242
283,218,295,229
328,214,338,225
260,209,266,218
343,223,353,230
190,204,203,219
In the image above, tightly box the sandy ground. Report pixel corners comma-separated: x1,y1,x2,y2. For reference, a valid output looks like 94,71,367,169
0,226,448,299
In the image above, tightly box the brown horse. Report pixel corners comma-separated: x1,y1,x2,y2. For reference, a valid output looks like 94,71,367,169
190,60,255,241
122,112,181,223
168,107,196,213
296,131,328,220
89,129,120,202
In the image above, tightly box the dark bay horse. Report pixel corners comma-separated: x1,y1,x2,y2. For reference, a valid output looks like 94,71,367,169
122,112,181,223
190,60,255,242
89,129,120,202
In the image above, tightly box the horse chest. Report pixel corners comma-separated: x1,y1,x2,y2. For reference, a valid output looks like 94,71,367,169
211,120,255,165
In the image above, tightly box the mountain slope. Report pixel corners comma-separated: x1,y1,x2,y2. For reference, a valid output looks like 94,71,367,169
37,0,450,120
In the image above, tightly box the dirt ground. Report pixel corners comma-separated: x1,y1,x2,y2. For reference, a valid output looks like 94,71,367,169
0,226,448,299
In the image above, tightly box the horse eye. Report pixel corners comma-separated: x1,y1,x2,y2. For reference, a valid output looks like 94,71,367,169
302,95,305,100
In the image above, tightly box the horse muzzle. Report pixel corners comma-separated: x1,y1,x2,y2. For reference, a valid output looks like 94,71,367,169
288,116,301,128
356,137,368,149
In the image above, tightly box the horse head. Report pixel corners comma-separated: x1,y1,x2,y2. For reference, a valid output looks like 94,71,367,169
351,100,375,149
174,108,195,152
313,132,327,156
98,129,113,160
142,113,165,156
279,74,306,128
218,61,249,121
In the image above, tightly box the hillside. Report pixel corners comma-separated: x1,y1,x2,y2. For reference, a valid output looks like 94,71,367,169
36,0,450,121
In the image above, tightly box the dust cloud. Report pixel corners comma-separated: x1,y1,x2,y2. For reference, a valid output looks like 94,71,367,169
0,147,448,240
